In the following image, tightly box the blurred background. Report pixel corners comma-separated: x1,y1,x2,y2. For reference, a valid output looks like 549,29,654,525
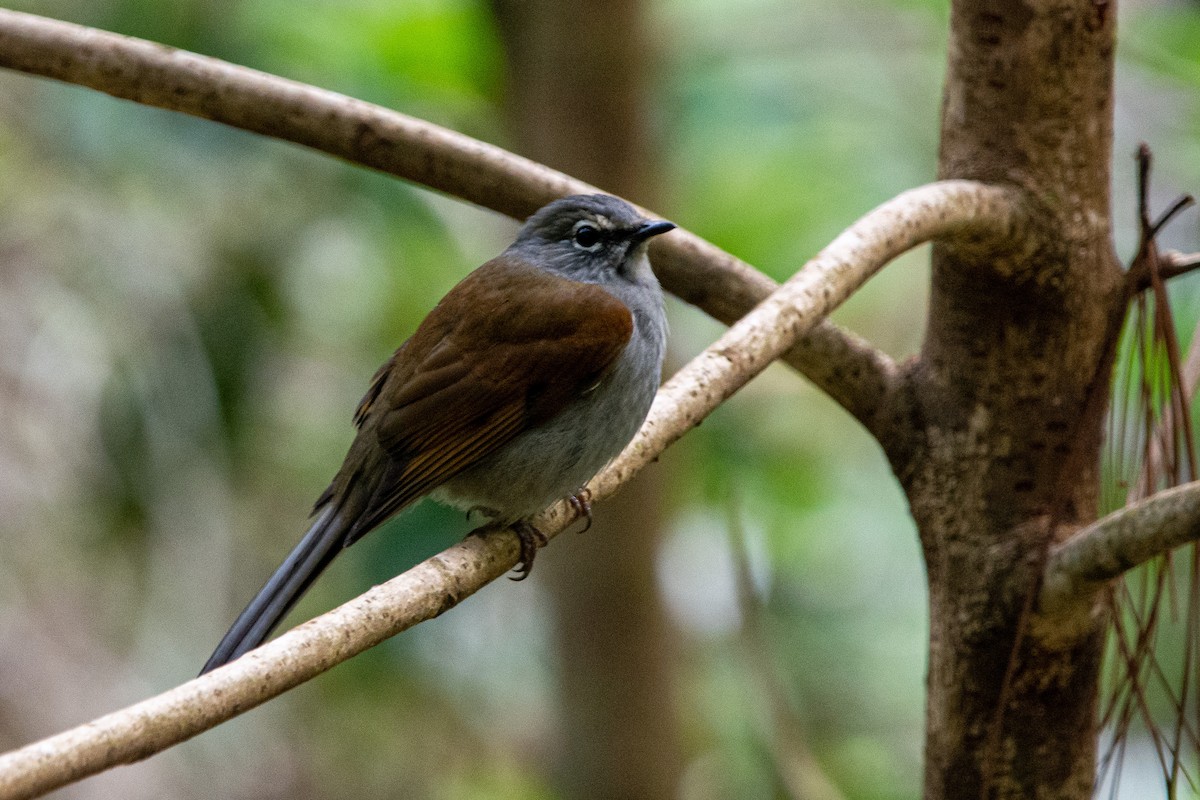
0,1,1198,798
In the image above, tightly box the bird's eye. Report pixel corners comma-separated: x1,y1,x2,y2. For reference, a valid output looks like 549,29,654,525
572,223,602,251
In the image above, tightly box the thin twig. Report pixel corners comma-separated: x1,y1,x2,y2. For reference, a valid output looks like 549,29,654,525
0,179,1024,800
1159,250,1200,282
1128,250,1200,292
1100,145,1200,794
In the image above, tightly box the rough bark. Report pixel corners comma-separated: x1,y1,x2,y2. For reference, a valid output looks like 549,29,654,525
490,1,685,796
882,1,1124,796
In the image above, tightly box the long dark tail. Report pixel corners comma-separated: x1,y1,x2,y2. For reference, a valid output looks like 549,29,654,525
200,506,347,674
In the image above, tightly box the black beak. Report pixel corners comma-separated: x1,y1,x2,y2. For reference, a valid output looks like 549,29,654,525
629,219,676,245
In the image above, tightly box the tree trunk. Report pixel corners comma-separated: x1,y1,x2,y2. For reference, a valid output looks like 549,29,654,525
885,1,1124,796
490,1,685,798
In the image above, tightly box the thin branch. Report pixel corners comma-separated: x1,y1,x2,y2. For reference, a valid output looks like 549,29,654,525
1127,249,1200,292
1043,481,1200,614
1159,250,1200,283
0,180,1023,800
1147,195,1194,242
1123,249,1200,294
0,9,1022,436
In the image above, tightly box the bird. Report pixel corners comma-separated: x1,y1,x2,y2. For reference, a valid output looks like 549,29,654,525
200,194,674,673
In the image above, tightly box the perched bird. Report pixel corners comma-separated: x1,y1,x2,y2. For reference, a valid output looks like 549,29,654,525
201,194,674,673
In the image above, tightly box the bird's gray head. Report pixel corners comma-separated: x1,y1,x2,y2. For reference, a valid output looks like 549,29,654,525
509,194,676,287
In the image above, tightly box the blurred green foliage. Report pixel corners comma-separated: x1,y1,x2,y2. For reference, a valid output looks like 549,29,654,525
0,1,1198,799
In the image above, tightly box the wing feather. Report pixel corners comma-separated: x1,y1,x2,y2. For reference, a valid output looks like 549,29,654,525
338,256,633,543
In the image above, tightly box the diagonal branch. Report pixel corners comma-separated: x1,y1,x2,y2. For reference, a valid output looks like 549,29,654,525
0,180,1024,800
0,8,964,435
1042,481,1200,614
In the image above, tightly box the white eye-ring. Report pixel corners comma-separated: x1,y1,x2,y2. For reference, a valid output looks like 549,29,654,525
571,221,603,252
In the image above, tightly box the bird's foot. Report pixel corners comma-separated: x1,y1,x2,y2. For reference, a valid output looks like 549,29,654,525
568,488,594,533
508,521,548,581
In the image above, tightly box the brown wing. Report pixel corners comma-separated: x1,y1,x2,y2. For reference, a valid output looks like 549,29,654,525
343,256,633,540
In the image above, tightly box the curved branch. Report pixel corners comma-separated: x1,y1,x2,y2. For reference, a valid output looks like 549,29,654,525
1042,481,1200,614
0,9,1022,435
0,180,1023,799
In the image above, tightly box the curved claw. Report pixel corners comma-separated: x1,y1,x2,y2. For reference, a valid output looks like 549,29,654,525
508,521,548,581
568,489,594,534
